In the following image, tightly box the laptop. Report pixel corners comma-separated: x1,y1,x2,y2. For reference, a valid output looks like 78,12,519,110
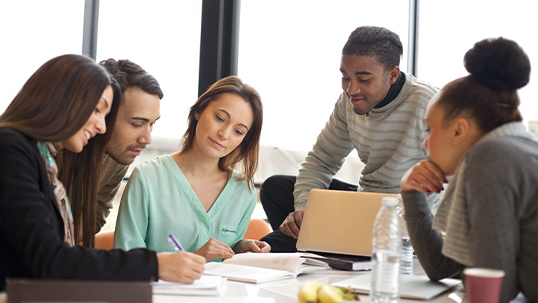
296,189,398,259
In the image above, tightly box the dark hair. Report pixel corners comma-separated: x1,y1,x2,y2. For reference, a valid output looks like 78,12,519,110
342,26,403,71
58,82,120,247
0,54,121,247
99,58,164,101
0,54,113,140
180,76,263,189
437,37,530,133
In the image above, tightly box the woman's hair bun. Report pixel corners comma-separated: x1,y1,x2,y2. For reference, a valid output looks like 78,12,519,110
464,37,530,90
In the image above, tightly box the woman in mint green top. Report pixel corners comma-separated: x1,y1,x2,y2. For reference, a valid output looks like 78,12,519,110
114,76,270,261
114,155,256,254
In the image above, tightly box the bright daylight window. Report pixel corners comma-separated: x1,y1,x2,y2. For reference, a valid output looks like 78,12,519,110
0,0,84,113
238,1,410,152
238,1,409,183
97,1,203,142
4,1,536,165
418,0,538,132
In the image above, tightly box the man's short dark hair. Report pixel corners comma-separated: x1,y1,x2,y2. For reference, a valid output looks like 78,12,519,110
99,59,164,100
342,26,403,71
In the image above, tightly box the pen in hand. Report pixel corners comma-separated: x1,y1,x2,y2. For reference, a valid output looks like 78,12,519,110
168,234,184,252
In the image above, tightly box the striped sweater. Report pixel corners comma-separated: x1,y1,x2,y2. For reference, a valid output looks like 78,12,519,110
294,73,441,211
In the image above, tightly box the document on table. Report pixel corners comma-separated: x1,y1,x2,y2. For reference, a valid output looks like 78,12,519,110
332,273,461,300
152,275,226,296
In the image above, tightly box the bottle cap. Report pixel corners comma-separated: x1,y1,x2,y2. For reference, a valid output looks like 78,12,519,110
381,196,398,207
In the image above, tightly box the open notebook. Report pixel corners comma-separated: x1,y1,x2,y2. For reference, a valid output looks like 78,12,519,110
296,189,397,270
203,253,329,283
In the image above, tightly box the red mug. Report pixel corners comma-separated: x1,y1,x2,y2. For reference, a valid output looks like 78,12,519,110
464,268,505,303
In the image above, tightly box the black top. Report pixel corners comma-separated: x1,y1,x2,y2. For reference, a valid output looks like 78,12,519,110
374,72,406,109
0,128,158,291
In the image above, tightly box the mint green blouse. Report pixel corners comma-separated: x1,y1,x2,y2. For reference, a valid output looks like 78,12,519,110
113,155,256,256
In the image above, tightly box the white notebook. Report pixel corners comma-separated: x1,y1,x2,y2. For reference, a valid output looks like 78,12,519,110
152,275,226,296
332,273,461,300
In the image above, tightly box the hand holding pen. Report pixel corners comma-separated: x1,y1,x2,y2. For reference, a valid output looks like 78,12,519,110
156,235,205,284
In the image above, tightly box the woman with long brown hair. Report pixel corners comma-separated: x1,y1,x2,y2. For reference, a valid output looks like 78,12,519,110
114,75,270,261
0,54,204,291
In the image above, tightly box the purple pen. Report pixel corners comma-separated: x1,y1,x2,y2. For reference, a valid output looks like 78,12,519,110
168,234,185,251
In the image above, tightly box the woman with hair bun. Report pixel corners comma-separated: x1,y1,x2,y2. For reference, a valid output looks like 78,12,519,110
400,37,537,302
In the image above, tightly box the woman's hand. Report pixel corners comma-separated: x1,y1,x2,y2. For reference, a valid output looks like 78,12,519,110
233,239,271,254
156,251,205,284
401,160,447,194
195,238,235,262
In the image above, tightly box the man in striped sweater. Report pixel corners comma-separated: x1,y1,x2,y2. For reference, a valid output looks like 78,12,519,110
260,26,442,252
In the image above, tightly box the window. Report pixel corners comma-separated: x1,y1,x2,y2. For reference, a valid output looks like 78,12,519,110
97,1,203,140
418,0,538,128
0,0,84,113
238,1,410,152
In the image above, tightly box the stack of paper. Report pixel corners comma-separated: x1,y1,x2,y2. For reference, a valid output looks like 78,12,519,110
152,275,227,296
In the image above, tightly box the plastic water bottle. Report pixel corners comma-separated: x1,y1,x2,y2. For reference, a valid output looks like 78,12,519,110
397,194,414,275
400,236,413,275
370,196,402,303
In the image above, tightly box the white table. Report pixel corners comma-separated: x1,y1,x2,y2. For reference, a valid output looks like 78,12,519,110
1,274,463,303
1,258,528,303
152,257,530,303
152,258,467,303
158,272,464,303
